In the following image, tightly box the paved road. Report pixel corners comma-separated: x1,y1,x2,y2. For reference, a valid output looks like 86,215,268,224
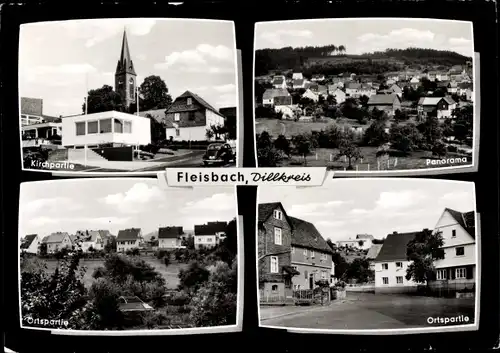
260,292,475,330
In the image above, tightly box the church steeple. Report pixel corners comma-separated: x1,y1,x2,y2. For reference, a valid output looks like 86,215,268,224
116,29,136,76
115,28,137,110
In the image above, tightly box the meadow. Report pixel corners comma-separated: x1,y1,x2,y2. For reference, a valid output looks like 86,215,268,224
42,257,188,289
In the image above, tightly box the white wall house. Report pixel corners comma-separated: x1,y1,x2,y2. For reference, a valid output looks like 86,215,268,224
292,73,303,80
165,91,225,142
165,109,224,141
42,232,73,254
80,231,104,252
302,89,319,102
432,208,476,287
158,226,184,249
20,234,41,254
374,232,420,293
194,222,227,250
262,88,290,106
61,111,151,149
331,89,346,105
116,228,142,252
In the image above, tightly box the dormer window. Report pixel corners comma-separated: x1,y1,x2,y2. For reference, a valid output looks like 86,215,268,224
187,98,193,106
273,210,283,220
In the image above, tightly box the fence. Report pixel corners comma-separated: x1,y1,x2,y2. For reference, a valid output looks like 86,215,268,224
259,289,287,304
345,283,375,292
317,153,399,171
379,281,476,298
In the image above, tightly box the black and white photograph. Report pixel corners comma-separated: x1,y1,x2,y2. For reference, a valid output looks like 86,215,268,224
254,19,476,173
257,179,478,333
20,18,239,174
19,179,240,333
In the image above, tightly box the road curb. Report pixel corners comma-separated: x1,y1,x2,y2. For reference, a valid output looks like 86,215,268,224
260,305,326,321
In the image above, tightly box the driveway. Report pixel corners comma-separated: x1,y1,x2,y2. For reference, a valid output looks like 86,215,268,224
260,292,475,330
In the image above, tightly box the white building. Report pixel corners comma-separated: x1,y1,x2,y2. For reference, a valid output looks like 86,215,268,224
61,111,151,149
194,221,227,250
158,226,184,249
262,88,290,106
116,228,142,252
331,88,346,105
77,230,104,252
41,232,73,254
20,234,41,254
432,208,476,287
301,89,319,102
374,231,420,293
271,75,287,89
292,72,304,80
164,91,225,141
336,234,374,250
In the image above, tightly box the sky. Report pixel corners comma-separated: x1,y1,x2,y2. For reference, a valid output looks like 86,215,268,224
255,18,474,57
258,179,476,242
19,18,238,117
19,179,236,238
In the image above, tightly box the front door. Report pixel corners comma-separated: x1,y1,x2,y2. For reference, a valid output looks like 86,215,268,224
309,274,314,289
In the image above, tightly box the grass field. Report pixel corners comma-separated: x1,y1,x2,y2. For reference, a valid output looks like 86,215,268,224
42,257,188,289
255,118,473,171
281,147,472,171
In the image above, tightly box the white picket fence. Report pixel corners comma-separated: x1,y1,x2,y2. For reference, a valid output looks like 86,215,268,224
313,153,399,171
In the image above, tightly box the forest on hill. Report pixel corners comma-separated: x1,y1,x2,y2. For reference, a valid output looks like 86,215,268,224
255,46,472,77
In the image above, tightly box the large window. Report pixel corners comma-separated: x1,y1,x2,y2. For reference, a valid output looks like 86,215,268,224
382,263,389,270
396,276,403,284
382,277,389,285
274,227,282,245
124,121,132,133
100,119,112,133
437,269,447,280
396,262,403,269
114,119,123,133
270,256,278,273
174,113,180,121
273,209,283,220
76,122,86,136
87,121,98,134
456,267,466,279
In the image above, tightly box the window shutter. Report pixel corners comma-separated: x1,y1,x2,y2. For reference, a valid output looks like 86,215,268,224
451,269,456,280
466,266,473,279
304,270,308,279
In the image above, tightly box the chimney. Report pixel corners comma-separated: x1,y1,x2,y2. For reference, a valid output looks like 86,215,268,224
393,231,398,235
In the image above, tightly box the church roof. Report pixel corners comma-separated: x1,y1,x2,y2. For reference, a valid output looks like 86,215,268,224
116,29,136,76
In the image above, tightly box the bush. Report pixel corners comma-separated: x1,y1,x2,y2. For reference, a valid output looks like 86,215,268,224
188,281,237,327
156,250,169,260
164,256,170,267
141,311,168,329
166,290,191,306
447,145,458,153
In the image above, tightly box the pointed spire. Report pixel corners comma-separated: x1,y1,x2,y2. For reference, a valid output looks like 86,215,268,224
116,28,136,76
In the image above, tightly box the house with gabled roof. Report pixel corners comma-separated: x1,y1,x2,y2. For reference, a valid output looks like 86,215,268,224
432,208,476,289
194,221,227,249
292,72,303,80
262,88,290,106
158,226,184,249
164,90,225,141
311,74,325,82
20,234,41,254
417,96,457,119
366,244,383,271
116,228,142,252
258,202,332,300
458,82,473,101
374,231,420,293
42,232,73,253
292,79,306,89
289,216,333,290
301,88,319,102
367,94,401,116
273,96,298,120
271,75,287,89
258,202,297,300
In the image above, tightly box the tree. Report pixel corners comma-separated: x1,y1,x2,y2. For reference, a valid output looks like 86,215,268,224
363,120,388,147
104,237,117,253
21,252,87,329
82,85,124,114
431,141,447,158
394,109,409,122
144,114,166,143
343,258,374,283
39,242,48,256
389,123,422,154
452,105,473,141
181,235,195,250
337,135,363,170
178,261,210,293
138,75,173,111
332,252,349,279
417,115,442,147
292,133,317,166
274,135,291,156
405,229,445,285
206,124,228,141
256,132,283,167
188,262,237,327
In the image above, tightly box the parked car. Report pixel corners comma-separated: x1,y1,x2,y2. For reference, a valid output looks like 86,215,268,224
202,142,236,166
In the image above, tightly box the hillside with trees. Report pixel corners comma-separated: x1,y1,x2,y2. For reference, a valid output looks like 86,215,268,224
255,46,471,77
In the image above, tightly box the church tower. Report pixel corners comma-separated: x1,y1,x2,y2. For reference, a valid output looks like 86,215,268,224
115,29,137,110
